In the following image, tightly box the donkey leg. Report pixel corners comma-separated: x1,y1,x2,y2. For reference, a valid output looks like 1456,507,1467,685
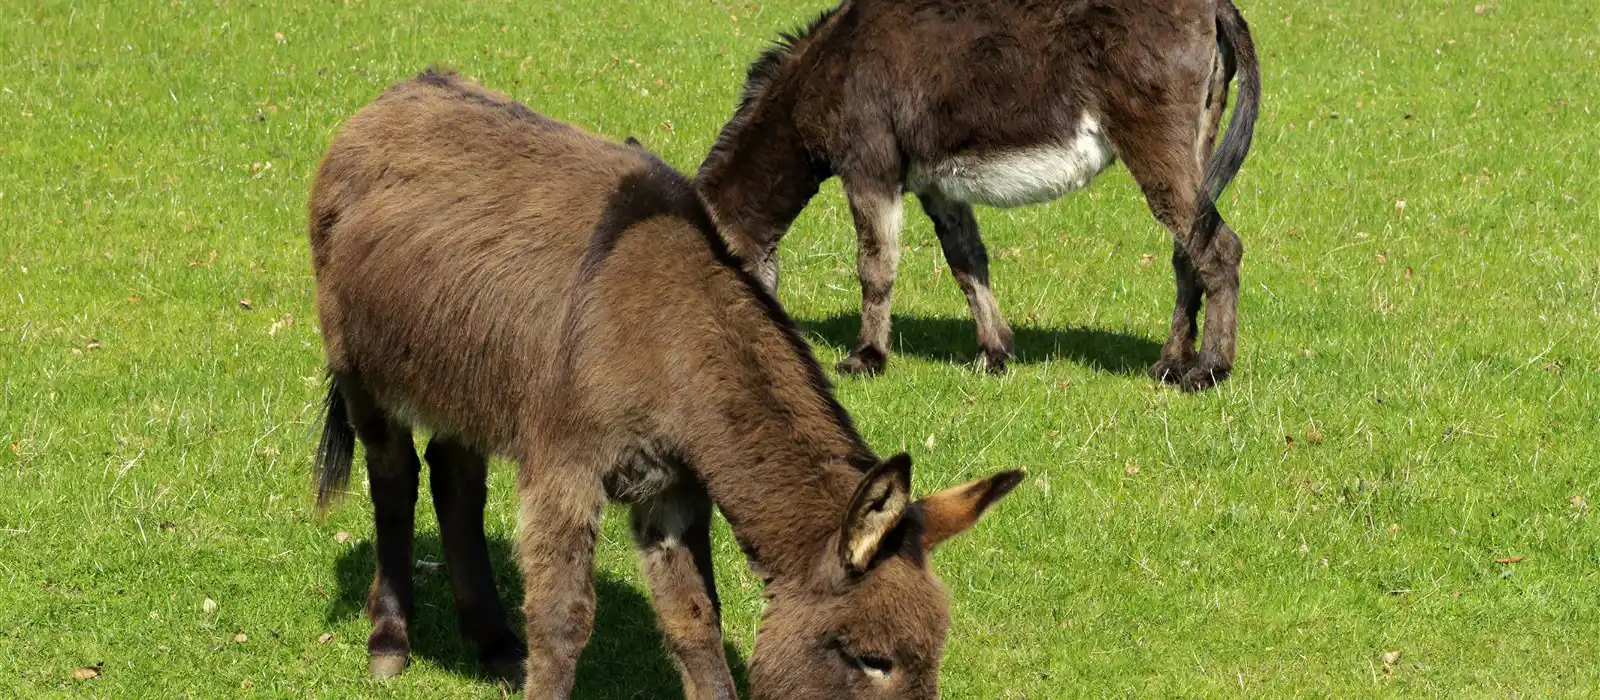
631,480,736,700
1111,149,1205,388
1150,51,1234,386
1132,192,1241,391
425,436,524,679
338,377,421,678
1110,109,1245,391
1160,46,1243,390
1184,64,1245,391
1150,242,1203,384
514,459,606,699
918,190,1014,373
1187,214,1243,390
837,176,905,376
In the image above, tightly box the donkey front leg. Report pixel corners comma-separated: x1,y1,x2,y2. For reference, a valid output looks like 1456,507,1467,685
837,176,905,376
631,480,737,700
918,190,1014,373
514,460,606,699
337,376,421,679
425,436,524,679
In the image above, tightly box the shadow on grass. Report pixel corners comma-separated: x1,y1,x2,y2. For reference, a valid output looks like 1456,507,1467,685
328,534,749,698
797,313,1162,375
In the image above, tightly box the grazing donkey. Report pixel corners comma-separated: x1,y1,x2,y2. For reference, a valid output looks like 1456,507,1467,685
695,0,1262,390
308,69,1022,700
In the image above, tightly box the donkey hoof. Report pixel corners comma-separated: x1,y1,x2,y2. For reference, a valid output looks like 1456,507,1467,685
369,653,408,679
836,347,886,376
1179,365,1229,392
483,659,524,689
981,349,1011,375
1148,358,1192,385
481,641,526,684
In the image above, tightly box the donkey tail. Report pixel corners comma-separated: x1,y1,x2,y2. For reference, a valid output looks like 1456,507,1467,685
1200,0,1261,217
313,375,355,515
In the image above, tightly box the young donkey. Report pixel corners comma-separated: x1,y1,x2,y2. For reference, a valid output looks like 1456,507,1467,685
308,69,1021,699
696,0,1262,390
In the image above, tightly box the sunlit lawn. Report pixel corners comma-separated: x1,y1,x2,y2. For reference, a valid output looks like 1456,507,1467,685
1,0,1596,696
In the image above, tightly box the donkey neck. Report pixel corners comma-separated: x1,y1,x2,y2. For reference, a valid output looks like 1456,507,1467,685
674,282,872,581
694,75,828,263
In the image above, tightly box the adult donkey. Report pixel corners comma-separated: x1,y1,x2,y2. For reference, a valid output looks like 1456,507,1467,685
308,69,1021,699
695,0,1262,391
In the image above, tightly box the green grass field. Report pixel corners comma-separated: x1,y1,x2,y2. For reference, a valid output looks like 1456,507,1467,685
2,0,1597,696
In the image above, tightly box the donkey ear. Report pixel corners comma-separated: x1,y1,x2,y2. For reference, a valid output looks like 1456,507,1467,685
838,453,913,573
623,135,644,148
918,470,1024,550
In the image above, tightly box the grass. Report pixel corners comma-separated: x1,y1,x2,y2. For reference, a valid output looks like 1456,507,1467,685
1,0,1596,696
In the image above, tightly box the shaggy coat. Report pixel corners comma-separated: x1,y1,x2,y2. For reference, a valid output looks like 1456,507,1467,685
308,69,1020,700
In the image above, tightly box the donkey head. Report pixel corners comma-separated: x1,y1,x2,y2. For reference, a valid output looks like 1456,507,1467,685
750,454,1023,699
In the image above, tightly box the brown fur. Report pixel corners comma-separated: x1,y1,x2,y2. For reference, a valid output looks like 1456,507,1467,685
308,69,1021,699
696,0,1261,390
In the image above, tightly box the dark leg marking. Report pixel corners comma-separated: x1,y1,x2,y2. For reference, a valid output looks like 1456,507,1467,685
337,375,420,679
918,189,1015,373
426,436,524,680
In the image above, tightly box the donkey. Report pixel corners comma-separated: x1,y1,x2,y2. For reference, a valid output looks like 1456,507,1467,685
695,0,1262,391
307,68,1022,700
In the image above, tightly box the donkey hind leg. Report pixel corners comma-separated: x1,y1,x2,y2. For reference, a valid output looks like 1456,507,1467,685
918,190,1014,373
1116,128,1242,392
337,377,421,678
515,453,606,699
1152,55,1234,385
631,479,736,700
1186,211,1242,391
837,176,906,376
1149,241,1205,384
1176,46,1244,390
425,436,524,680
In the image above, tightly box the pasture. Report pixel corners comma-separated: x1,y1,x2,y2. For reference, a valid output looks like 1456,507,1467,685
1,0,1596,696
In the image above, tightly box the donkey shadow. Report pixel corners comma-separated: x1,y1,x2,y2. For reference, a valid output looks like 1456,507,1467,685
329,533,749,697
797,313,1162,375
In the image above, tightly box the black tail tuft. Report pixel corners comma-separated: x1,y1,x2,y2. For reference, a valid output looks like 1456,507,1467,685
313,376,355,515
1199,0,1261,222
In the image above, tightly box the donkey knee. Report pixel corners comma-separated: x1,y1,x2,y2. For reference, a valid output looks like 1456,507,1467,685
525,591,595,647
1213,225,1243,267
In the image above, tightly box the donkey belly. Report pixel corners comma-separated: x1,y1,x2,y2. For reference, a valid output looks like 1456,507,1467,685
908,118,1116,208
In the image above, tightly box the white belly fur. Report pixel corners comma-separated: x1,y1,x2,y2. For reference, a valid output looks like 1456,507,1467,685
908,116,1116,208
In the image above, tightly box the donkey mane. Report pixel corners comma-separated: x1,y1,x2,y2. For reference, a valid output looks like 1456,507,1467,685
696,191,878,473
575,137,877,473
737,9,836,113
415,66,555,127
701,7,839,172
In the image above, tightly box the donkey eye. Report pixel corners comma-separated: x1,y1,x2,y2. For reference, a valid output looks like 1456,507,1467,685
828,637,895,680
855,653,894,680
